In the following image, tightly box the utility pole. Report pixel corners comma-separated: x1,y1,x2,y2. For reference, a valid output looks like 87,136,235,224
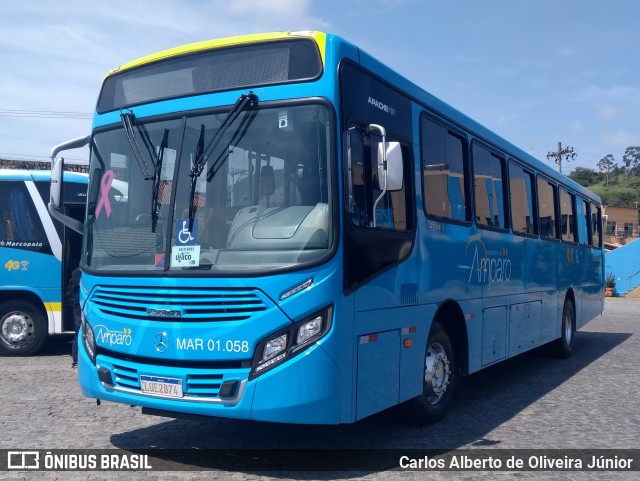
547,142,576,174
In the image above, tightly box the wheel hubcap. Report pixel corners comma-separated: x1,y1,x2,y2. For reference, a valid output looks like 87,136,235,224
424,341,450,405
564,310,573,345
1,312,33,345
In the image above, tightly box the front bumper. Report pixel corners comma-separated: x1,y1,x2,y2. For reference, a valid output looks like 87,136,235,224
77,328,341,424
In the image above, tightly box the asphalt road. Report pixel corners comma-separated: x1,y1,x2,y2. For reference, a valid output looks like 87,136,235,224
1,297,638,480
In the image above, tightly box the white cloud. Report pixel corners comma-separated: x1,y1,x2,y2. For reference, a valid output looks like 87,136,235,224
494,113,519,126
577,85,640,102
571,121,585,133
601,130,640,149
597,105,622,120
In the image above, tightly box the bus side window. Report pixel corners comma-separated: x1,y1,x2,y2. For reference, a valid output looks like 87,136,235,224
0,182,48,248
346,128,368,227
590,203,602,248
509,162,536,236
421,116,469,222
559,189,576,243
473,144,507,230
576,197,590,246
537,177,558,240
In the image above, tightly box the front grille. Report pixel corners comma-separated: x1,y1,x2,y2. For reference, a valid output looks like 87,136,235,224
102,355,246,400
92,285,268,322
112,362,139,390
186,373,224,396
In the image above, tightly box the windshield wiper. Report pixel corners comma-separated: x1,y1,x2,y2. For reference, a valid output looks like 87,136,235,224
188,91,257,229
151,129,169,233
121,111,168,232
205,108,257,182
121,111,154,180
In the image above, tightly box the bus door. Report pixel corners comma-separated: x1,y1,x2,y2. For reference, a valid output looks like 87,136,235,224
60,181,87,331
340,62,418,419
61,205,84,331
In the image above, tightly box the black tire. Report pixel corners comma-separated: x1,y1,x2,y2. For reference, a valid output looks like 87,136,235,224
409,321,457,425
552,298,575,358
0,300,48,356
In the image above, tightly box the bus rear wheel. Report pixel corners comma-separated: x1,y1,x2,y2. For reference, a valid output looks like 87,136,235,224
0,300,48,356
409,321,457,425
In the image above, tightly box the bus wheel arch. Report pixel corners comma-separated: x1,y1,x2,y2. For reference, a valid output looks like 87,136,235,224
0,294,48,356
409,300,467,425
434,300,469,375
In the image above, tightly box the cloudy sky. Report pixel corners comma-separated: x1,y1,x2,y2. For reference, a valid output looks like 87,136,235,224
1,0,639,172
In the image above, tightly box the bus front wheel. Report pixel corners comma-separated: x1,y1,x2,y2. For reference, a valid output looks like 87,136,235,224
0,300,48,356
410,321,457,425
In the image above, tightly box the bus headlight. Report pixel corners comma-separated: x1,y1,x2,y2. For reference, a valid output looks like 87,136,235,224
262,334,288,362
296,315,322,344
81,313,96,364
250,306,332,379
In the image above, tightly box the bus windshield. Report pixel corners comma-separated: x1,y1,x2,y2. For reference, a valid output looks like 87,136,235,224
85,103,333,272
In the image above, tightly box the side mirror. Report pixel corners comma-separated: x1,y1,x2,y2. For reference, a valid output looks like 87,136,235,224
48,135,90,234
50,156,63,211
368,124,404,227
377,141,403,191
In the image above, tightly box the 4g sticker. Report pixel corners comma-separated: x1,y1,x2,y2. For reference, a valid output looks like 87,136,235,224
4,260,29,271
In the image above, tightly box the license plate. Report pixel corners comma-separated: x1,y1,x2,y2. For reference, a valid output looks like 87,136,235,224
140,375,183,398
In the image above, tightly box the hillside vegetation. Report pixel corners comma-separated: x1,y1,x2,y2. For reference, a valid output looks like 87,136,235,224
569,146,640,207
570,169,640,207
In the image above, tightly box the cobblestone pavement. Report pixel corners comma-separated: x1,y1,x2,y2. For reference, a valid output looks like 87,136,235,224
1,298,638,481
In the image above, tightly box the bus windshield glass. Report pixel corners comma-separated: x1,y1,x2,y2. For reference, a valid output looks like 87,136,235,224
85,103,333,273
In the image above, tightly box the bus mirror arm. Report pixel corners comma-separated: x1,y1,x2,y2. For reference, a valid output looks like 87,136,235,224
50,135,90,163
369,124,387,228
49,135,90,234
367,124,403,227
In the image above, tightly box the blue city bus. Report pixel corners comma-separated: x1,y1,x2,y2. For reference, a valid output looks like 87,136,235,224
0,169,87,355
49,31,604,424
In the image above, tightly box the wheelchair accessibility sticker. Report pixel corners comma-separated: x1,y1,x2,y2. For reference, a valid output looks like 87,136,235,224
171,219,200,267
175,219,198,246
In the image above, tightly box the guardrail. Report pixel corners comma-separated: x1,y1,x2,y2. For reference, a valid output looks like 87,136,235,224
626,270,640,294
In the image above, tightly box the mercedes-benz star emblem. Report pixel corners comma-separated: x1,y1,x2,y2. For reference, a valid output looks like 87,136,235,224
154,332,169,353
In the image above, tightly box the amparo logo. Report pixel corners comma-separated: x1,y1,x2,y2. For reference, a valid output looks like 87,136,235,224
466,238,512,288
94,325,133,347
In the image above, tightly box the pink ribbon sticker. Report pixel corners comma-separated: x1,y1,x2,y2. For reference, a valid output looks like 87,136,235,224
95,170,115,219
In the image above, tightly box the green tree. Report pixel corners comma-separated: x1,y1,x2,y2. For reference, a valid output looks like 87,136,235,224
569,167,601,187
597,154,617,188
622,146,640,176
